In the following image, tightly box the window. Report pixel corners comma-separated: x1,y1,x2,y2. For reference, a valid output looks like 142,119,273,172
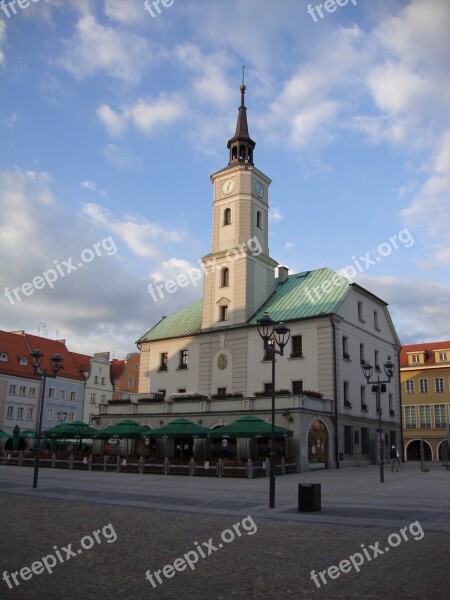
343,381,351,407
221,267,229,288
389,393,394,415
179,350,188,369
292,380,303,395
217,387,227,397
19,386,26,396
159,353,168,371
374,310,379,330
264,382,273,395
342,336,350,360
135,364,139,371
26,408,33,420
256,211,262,228
419,405,431,428
48,387,55,398
60,389,66,400
177,388,186,394
291,335,303,358
46,408,53,421
29,388,36,397
128,376,134,387
263,339,274,361
354,429,360,445
435,378,444,393
100,395,106,405
94,376,99,384
6,406,13,418
374,350,380,371
361,428,369,454
89,413,95,424
0,352,7,362
9,384,16,394
90,393,96,404
434,405,446,428
101,377,105,385
405,380,414,394
19,356,27,366
439,352,447,361
17,407,24,420
219,306,228,321
68,411,75,422
419,379,428,394
358,301,364,322
360,344,365,365
405,406,417,428
360,386,367,410
71,391,76,402
344,426,353,454
224,208,231,226
412,354,420,363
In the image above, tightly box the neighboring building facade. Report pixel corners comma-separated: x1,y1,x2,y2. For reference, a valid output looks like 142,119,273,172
97,82,402,470
72,352,114,424
0,330,85,437
111,353,140,400
400,342,450,461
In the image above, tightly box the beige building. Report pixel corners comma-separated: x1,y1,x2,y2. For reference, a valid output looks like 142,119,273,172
401,342,450,461
98,82,402,470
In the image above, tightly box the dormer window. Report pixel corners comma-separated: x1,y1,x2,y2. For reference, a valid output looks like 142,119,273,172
224,208,231,226
19,356,27,366
0,352,7,362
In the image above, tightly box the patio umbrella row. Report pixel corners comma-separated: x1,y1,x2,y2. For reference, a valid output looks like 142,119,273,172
1,416,293,443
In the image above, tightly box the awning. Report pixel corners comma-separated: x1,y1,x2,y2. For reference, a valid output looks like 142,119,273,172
208,415,293,438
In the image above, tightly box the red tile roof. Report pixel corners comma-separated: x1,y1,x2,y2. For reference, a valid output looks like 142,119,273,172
400,341,450,368
70,351,92,373
110,359,125,381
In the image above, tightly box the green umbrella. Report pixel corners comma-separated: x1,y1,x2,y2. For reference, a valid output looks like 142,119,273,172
208,415,293,438
44,421,98,439
0,429,12,439
19,429,38,439
95,419,150,439
12,425,20,450
143,418,209,439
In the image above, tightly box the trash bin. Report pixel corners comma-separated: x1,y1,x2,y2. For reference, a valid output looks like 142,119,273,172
298,483,321,512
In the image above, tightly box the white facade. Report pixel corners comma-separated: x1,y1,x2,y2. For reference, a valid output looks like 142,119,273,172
82,353,114,424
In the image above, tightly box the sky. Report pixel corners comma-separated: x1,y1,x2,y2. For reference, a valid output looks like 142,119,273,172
0,0,449,358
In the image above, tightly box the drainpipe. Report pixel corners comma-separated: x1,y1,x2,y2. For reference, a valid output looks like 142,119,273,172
331,315,339,469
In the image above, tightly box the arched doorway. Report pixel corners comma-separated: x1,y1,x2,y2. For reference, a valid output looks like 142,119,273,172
308,420,328,468
438,440,450,462
406,439,432,461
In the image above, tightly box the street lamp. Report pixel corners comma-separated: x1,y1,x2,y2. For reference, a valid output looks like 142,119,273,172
57,410,67,423
361,356,395,483
28,349,63,488
257,312,290,508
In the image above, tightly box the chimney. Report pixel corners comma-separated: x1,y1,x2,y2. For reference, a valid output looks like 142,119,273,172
278,266,289,283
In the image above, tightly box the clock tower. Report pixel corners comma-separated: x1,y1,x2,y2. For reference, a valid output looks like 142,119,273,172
201,73,278,330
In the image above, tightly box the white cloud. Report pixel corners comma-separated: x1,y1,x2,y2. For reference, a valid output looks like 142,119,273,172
0,20,6,67
57,13,151,83
81,180,106,197
81,202,185,258
97,95,185,137
103,144,142,170
269,206,283,223
104,0,144,24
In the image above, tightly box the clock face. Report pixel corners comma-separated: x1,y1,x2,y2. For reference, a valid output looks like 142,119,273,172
222,179,235,195
254,181,264,198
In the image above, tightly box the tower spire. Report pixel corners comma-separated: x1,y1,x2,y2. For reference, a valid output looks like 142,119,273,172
227,65,256,166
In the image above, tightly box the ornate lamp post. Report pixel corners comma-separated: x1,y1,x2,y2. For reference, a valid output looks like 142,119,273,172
257,312,290,508
361,356,395,483
28,349,63,488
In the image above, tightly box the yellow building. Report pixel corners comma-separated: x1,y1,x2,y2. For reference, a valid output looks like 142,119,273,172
400,342,450,461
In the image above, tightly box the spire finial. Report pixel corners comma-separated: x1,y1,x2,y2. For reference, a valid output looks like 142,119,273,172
241,65,245,89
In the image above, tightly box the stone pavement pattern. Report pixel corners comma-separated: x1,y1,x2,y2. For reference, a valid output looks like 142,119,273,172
0,463,448,599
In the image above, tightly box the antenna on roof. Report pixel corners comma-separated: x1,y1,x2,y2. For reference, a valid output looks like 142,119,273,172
38,322,47,338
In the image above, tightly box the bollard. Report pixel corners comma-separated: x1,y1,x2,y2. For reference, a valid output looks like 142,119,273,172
265,457,270,477
247,458,253,479
217,458,223,477
52,453,56,469
3,451,6,465
281,456,286,475
88,455,92,471
103,456,108,472
138,456,144,474
18,451,23,467
189,457,195,476
69,453,74,470
116,456,121,472
164,457,169,474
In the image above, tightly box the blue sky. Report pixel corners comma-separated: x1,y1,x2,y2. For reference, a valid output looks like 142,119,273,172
1,0,449,357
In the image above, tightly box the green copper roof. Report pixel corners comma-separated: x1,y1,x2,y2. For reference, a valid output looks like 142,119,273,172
138,269,350,343
249,268,350,324
137,299,203,343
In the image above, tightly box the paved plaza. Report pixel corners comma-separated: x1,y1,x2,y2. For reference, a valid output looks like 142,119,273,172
0,462,448,599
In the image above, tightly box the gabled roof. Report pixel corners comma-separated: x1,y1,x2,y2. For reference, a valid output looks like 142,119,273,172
400,341,450,368
70,351,92,373
0,330,40,379
111,359,126,381
137,269,351,344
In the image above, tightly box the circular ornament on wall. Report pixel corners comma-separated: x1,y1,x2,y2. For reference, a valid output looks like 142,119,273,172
217,353,228,370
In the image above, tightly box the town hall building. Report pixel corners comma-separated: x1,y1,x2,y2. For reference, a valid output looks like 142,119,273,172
101,80,402,470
